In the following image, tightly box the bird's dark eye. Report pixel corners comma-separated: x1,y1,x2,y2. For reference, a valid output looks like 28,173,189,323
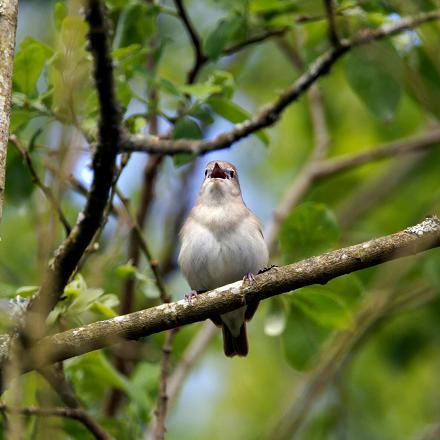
228,170,235,178
204,169,208,177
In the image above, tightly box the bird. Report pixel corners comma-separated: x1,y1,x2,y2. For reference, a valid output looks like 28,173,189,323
178,160,269,357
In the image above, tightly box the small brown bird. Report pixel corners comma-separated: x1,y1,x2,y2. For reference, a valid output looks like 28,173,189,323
178,161,268,356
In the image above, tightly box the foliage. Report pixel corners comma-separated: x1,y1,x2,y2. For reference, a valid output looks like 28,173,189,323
1,0,440,439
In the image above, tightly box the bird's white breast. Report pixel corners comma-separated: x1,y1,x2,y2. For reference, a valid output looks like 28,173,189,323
178,207,268,291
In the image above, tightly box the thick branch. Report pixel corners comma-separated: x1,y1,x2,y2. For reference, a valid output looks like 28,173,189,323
0,0,18,221
0,402,112,440
121,10,440,155
15,216,440,372
22,0,122,336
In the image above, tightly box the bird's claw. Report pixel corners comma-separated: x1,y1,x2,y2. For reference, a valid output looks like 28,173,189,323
257,264,278,274
185,290,199,304
243,273,256,285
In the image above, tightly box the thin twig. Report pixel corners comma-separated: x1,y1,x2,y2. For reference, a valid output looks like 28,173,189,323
122,10,440,155
115,187,170,304
11,216,440,373
0,402,112,440
148,328,178,440
323,0,340,47
9,135,72,236
173,0,205,84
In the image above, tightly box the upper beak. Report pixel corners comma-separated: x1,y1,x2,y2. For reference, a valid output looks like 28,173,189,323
210,162,227,179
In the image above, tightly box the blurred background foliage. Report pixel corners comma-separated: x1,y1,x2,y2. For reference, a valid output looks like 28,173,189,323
1,0,440,439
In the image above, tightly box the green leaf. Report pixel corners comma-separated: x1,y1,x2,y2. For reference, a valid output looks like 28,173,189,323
264,297,288,336
113,2,156,49
180,83,223,101
294,290,352,329
54,2,68,29
345,41,402,121
115,262,137,279
172,117,201,166
203,14,244,60
282,302,330,371
279,202,340,263
159,78,184,97
15,286,39,298
5,143,35,204
207,96,270,146
13,37,53,96
89,301,117,319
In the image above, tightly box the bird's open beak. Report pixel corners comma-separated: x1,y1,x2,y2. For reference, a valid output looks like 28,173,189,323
210,162,227,179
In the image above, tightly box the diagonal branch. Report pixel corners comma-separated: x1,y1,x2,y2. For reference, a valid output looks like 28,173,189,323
0,0,19,221
266,128,440,252
121,10,440,156
12,216,440,373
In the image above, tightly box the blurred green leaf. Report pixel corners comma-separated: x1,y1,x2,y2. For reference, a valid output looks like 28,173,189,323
53,1,68,29
13,37,53,97
207,96,269,145
15,285,39,298
113,2,157,48
115,262,137,279
172,117,201,166
5,144,35,204
294,289,353,329
282,301,330,371
204,14,244,59
279,202,340,263
345,41,402,121
180,83,223,101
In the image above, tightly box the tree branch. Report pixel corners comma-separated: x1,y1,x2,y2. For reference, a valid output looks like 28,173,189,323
12,216,440,373
20,0,122,338
173,0,205,84
323,0,340,47
0,402,112,440
121,10,440,156
0,0,18,221
266,128,440,252
314,128,440,178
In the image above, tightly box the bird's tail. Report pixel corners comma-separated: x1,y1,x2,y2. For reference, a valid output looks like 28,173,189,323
222,323,248,357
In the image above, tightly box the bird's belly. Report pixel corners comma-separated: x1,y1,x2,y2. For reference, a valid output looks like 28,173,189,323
179,225,267,291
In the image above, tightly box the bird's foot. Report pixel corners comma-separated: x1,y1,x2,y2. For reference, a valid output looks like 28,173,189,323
243,273,256,285
185,290,199,304
257,264,278,274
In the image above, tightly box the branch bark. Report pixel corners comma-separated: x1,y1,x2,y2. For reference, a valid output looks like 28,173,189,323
121,10,440,156
0,0,18,221
12,216,440,373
